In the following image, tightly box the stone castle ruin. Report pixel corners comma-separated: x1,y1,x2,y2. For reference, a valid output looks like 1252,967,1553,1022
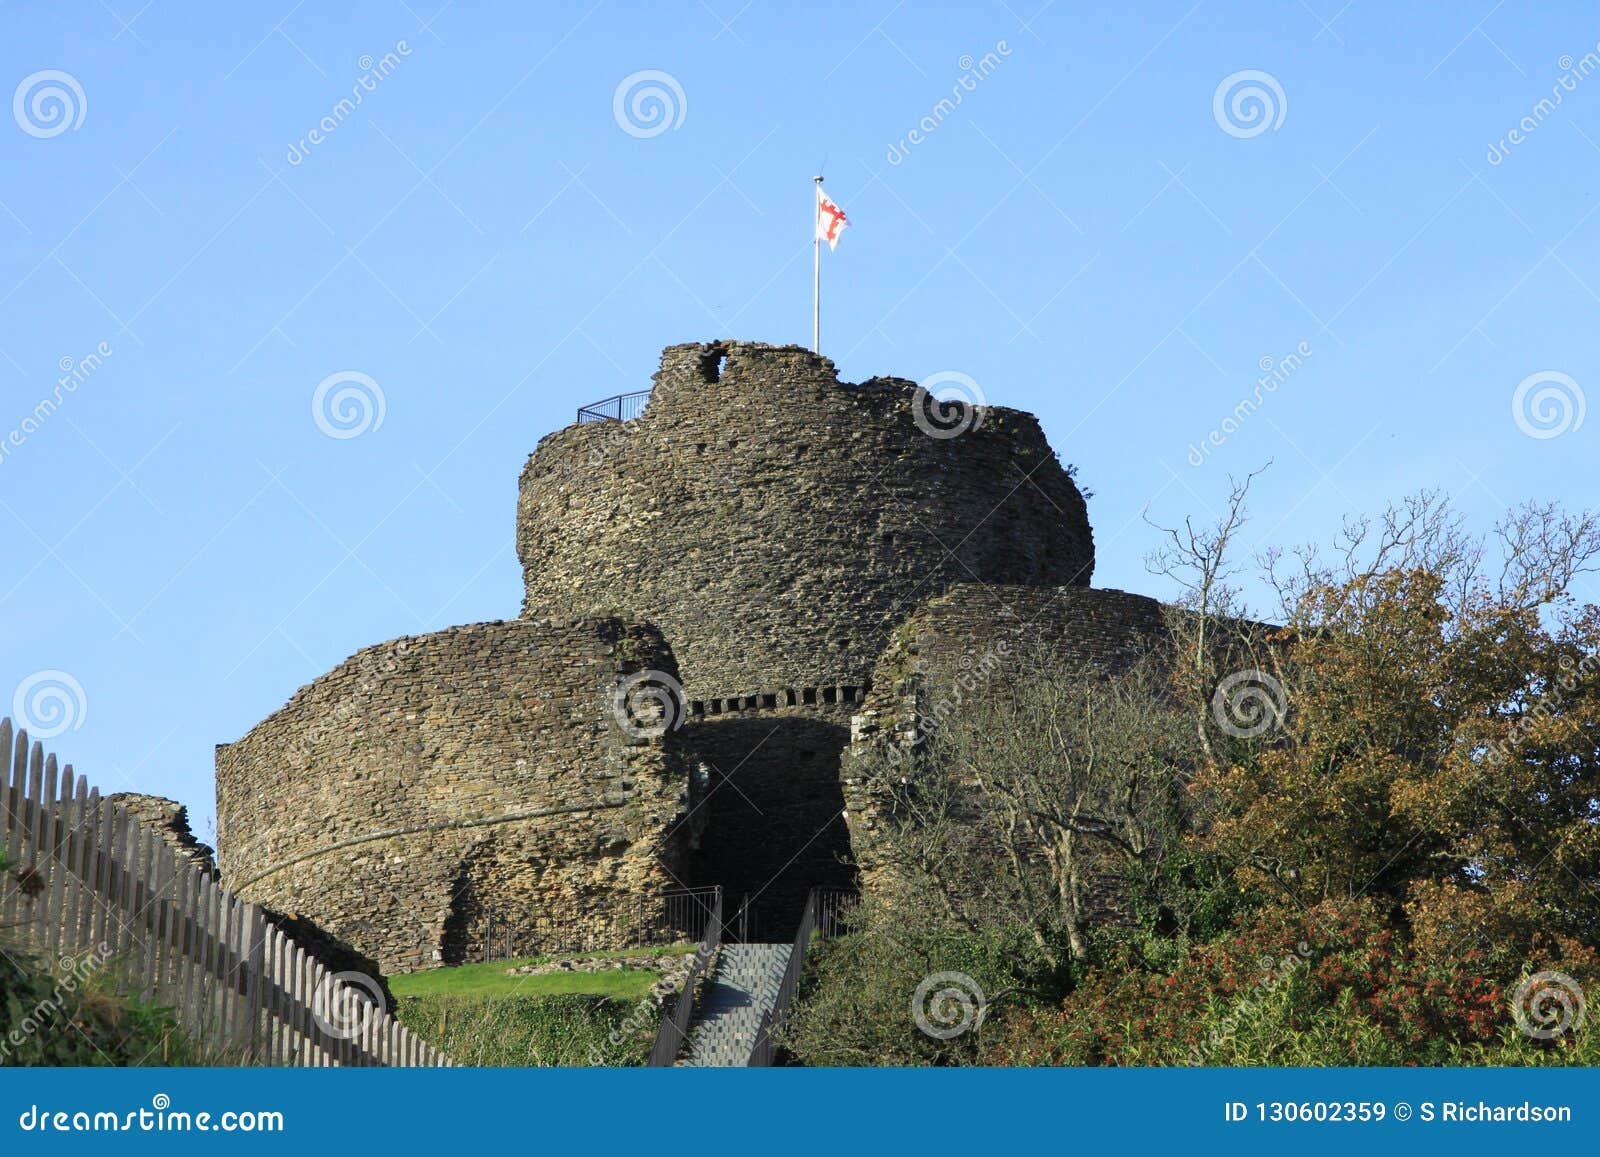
216,341,1170,973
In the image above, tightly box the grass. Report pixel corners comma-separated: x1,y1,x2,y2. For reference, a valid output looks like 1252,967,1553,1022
387,942,696,1000
394,993,658,1066
390,943,699,1063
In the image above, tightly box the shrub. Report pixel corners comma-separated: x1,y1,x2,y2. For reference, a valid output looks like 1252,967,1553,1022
984,899,1596,1066
782,893,1058,1067
0,944,192,1067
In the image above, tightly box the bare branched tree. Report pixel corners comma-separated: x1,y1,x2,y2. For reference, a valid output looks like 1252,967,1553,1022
1143,466,1281,768
866,652,1198,967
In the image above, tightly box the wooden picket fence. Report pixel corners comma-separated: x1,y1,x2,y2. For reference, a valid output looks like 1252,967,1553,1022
0,717,450,1066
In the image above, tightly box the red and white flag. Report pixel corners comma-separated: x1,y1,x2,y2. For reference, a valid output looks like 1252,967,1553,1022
816,185,848,250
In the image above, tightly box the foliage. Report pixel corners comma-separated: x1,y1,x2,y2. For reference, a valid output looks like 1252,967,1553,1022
985,902,1587,1068
395,993,654,1066
861,657,1202,969
796,485,1600,1066
780,890,1054,1067
1187,494,1600,971
0,944,194,1067
984,899,1596,1066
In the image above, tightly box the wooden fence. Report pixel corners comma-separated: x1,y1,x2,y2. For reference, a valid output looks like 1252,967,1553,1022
0,717,450,1067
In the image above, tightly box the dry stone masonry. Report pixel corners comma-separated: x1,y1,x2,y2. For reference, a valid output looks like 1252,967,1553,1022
513,341,1096,927
108,793,218,879
516,341,1095,699
216,618,691,973
214,340,1185,976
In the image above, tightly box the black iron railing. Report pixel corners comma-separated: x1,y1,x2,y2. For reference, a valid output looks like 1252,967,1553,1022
647,885,723,1067
746,887,854,1066
577,389,652,423
813,887,855,940
660,885,722,944
727,892,765,944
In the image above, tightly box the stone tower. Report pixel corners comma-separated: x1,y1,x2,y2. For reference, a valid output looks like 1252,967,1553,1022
518,341,1094,697
516,341,1095,921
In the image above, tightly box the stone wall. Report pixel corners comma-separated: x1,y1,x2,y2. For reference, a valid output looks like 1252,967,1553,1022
108,793,217,879
856,583,1169,715
214,618,693,973
516,341,1095,702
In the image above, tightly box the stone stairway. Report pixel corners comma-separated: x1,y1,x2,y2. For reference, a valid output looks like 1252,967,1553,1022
680,943,792,1067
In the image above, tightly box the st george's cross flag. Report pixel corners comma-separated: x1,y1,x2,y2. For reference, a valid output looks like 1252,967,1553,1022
816,185,849,250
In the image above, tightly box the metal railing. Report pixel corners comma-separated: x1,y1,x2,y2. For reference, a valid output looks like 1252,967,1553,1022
576,389,652,423
646,885,723,1066
813,887,855,940
727,892,764,944
746,887,853,1067
660,885,722,944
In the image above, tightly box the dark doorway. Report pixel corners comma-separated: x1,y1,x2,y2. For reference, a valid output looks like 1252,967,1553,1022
682,714,857,933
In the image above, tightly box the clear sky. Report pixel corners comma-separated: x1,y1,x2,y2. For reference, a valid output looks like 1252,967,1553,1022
2,1,1597,841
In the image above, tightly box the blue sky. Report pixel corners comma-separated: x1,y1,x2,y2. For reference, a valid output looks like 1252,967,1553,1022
2,1,1597,838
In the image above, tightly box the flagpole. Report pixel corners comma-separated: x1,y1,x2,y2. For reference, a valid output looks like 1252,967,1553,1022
813,175,823,354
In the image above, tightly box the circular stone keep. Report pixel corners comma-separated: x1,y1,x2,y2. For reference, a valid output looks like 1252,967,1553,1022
517,341,1094,701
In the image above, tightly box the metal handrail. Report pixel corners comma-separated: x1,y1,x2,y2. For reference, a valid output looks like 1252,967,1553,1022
747,888,830,1067
730,892,755,944
646,885,723,1066
576,389,652,423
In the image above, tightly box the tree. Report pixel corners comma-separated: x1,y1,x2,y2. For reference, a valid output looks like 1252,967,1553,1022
863,653,1200,969
1174,490,1600,970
